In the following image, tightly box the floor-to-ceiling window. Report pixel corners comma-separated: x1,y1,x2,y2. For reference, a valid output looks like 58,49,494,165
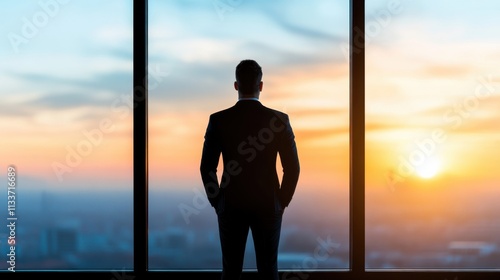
0,0,134,271
148,0,350,271
366,0,500,269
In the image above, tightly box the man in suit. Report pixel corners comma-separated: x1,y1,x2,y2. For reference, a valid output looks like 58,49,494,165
200,59,300,280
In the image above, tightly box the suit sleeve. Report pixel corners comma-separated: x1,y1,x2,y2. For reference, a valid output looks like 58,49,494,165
200,115,222,208
277,114,300,208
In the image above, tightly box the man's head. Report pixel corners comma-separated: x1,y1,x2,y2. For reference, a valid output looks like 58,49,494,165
235,59,263,98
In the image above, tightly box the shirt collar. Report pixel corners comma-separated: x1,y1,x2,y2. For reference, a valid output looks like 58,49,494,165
238,97,260,102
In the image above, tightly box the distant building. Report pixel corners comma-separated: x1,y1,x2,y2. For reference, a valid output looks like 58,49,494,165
448,241,497,257
40,223,80,257
150,227,194,256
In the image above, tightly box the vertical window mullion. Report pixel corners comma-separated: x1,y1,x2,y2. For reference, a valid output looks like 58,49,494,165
133,0,148,275
350,0,365,275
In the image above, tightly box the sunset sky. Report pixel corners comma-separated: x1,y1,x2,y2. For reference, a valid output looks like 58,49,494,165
1,0,134,190
147,0,350,198
0,0,499,197
365,0,500,194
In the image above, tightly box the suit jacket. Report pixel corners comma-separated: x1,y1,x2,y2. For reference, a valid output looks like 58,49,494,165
200,100,300,214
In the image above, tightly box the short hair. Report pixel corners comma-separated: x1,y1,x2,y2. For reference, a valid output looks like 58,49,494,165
235,59,262,94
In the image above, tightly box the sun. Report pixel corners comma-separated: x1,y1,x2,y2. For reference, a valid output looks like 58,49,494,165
416,157,441,179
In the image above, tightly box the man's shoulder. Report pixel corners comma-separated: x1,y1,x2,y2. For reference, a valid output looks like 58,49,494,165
261,105,290,123
209,106,236,118
262,105,288,116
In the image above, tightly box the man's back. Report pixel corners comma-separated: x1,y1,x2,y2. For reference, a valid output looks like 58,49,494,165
200,100,299,215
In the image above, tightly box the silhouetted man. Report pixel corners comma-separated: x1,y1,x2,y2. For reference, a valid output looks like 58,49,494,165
200,59,300,280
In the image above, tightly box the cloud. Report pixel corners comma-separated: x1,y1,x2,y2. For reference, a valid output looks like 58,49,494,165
420,64,472,78
7,70,131,106
265,11,344,43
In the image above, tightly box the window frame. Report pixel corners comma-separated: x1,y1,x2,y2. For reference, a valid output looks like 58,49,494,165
6,0,500,279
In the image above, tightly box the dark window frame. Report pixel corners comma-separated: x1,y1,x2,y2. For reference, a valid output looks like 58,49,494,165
7,0,499,279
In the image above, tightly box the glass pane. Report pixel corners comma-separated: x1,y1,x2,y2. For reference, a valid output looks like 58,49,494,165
148,0,349,271
0,0,133,271
366,0,500,269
